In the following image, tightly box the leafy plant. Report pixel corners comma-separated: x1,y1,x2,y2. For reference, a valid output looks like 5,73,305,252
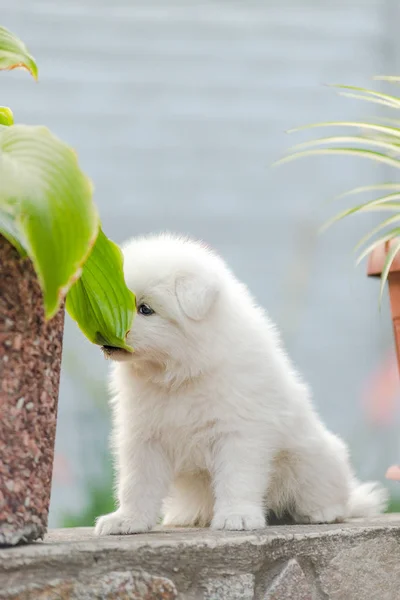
278,79,400,299
0,26,134,350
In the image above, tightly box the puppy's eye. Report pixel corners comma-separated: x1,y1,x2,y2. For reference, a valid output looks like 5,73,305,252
138,303,155,316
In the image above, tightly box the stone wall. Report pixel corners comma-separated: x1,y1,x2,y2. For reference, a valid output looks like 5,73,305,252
1,516,400,599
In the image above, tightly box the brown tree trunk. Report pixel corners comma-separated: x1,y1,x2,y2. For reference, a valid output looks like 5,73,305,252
0,236,64,545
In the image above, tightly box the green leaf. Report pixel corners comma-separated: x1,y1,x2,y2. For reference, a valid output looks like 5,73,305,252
325,183,400,209
322,192,400,233
355,215,400,252
275,147,400,170
286,122,400,139
374,76,400,83
290,135,400,155
0,25,38,79
332,84,400,109
337,92,399,111
0,107,13,126
66,229,135,351
0,124,99,317
335,183,400,200
356,228,400,266
379,238,400,303
361,202,400,212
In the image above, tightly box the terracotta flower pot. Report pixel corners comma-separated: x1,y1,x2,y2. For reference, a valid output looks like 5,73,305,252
0,236,64,545
368,239,400,482
368,239,400,375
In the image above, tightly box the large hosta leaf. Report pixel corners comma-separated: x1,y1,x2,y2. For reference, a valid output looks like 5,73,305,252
0,124,99,317
0,209,26,254
0,25,38,79
66,229,135,351
0,25,134,350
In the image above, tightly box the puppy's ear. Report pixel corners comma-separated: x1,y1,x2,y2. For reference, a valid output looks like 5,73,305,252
175,274,219,321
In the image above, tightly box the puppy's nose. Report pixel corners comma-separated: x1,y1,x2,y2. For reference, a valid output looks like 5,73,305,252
101,345,117,355
101,346,130,360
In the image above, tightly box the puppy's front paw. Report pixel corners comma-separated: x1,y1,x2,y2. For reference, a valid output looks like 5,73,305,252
211,508,266,531
94,511,152,536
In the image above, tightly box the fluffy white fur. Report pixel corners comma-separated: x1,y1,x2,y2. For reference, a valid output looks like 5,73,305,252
94,233,388,535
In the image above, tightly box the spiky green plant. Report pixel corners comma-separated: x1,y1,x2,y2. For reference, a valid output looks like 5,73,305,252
278,79,400,300
0,26,134,350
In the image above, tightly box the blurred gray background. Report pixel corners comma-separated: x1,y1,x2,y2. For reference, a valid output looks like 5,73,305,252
2,0,400,526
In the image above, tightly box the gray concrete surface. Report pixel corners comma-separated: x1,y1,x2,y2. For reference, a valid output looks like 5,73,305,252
1,516,400,599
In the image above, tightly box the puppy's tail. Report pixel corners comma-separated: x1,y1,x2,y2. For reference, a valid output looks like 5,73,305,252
346,480,388,518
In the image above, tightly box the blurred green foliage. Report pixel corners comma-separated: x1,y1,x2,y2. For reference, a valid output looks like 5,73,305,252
62,471,115,528
63,479,400,527
387,495,400,513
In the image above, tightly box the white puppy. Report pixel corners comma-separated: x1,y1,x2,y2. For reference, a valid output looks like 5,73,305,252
95,233,387,535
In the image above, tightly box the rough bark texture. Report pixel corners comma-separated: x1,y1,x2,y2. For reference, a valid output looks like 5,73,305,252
0,236,64,546
1,517,400,599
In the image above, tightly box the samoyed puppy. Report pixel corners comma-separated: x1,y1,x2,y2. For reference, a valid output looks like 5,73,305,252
94,234,387,535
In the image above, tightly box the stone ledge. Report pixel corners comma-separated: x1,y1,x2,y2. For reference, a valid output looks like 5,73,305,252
1,515,400,599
